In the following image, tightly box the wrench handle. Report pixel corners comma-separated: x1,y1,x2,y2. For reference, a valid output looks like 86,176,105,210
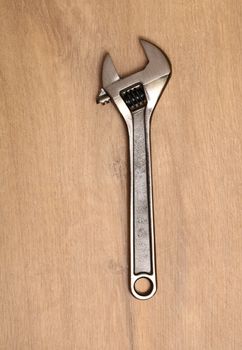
128,108,157,300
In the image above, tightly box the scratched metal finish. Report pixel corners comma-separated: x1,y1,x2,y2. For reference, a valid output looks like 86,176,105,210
133,108,151,274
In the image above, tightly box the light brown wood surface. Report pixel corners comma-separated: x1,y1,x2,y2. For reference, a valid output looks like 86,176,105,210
0,1,241,349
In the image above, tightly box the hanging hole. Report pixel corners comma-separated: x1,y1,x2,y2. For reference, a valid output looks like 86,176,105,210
134,277,153,296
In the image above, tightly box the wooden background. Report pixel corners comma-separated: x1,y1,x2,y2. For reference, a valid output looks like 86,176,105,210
0,0,241,349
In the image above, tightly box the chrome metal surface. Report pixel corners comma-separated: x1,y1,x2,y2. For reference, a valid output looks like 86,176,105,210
97,39,171,300
96,88,111,105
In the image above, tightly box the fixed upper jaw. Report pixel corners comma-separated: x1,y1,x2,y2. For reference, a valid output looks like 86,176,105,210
139,39,171,78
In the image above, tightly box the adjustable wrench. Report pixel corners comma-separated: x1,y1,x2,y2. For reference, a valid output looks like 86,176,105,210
97,39,171,300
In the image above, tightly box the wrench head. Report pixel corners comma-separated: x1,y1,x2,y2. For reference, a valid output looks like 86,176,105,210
97,39,171,120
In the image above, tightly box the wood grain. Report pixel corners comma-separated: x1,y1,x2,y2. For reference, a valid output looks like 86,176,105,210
0,0,241,349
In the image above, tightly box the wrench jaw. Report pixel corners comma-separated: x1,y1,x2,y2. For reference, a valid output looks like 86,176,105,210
102,53,120,87
97,39,171,123
140,39,171,81
141,39,171,119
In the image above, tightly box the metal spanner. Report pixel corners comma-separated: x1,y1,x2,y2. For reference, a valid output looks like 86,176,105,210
97,39,171,300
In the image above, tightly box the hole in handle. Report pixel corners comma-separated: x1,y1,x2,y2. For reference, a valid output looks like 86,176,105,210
134,277,153,296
